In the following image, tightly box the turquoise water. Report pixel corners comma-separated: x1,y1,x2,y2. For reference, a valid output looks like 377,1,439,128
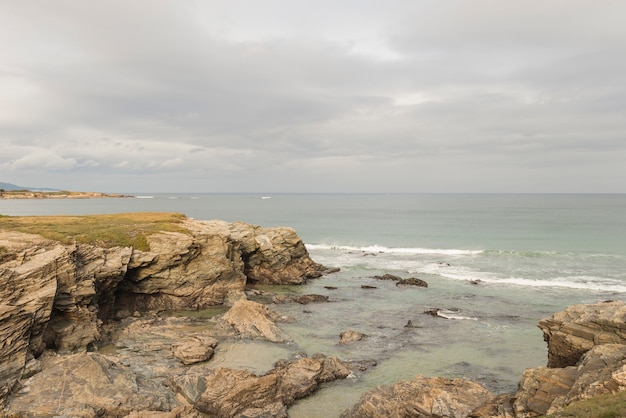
3,193,625,416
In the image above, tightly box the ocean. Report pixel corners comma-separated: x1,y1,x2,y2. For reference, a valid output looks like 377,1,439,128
2,193,625,416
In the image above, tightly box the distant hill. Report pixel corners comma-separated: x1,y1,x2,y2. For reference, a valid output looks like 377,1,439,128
0,182,58,191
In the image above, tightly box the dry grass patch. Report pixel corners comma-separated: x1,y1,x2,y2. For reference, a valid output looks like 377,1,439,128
542,391,626,418
0,212,189,251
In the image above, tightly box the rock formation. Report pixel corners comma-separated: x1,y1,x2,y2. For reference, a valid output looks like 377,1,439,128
218,299,291,343
0,217,326,409
175,354,351,418
341,375,494,418
6,353,171,417
538,300,626,368
172,334,219,365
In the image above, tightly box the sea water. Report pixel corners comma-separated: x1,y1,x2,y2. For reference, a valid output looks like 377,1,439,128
2,193,625,416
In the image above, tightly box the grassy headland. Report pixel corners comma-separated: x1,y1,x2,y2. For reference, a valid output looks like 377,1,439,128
0,212,189,251
0,190,130,199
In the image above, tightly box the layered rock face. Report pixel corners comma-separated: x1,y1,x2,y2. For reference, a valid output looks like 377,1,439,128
0,218,325,408
538,300,626,368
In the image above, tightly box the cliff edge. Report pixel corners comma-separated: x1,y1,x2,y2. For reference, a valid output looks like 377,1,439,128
0,214,327,406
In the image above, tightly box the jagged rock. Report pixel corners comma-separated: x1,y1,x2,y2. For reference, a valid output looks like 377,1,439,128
0,233,60,405
6,353,170,417
509,344,626,417
396,277,428,287
219,299,291,343
172,334,219,365
339,330,367,344
538,300,626,368
231,222,327,285
0,218,323,407
341,375,494,418
173,355,351,418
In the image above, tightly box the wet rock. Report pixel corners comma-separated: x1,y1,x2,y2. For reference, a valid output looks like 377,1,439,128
272,294,329,304
339,330,368,344
324,286,338,290
361,285,377,289
372,274,402,281
219,299,291,343
538,300,626,368
174,355,351,418
341,375,494,418
172,334,219,365
396,277,428,287
341,359,378,372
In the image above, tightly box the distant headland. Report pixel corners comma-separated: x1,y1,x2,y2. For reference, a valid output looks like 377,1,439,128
0,181,131,199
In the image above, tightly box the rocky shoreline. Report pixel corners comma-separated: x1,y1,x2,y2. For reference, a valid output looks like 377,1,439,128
1,216,626,417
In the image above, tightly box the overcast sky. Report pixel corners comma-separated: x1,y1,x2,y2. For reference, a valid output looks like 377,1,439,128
1,1,625,193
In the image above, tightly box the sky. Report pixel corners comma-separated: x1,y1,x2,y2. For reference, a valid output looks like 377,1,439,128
1,1,625,193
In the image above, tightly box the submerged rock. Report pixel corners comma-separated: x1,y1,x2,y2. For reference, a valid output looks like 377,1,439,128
339,330,368,344
396,277,428,287
272,294,330,304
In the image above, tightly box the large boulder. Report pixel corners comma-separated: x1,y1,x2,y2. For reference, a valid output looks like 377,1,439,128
218,299,291,343
341,375,494,418
538,300,626,368
172,334,219,365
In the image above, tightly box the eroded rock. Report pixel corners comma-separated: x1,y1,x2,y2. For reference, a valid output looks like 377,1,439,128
341,375,494,418
174,355,351,418
219,299,291,343
172,334,219,365
538,300,626,368
7,353,170,417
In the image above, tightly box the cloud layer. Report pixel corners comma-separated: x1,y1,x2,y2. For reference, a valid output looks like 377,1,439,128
1,1,625,192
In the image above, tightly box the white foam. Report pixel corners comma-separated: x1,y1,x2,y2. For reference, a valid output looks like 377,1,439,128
437,267,626,293
306,243,482,256
437,310,479,321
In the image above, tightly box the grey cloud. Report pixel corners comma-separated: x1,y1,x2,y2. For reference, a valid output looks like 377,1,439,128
1,1,624,192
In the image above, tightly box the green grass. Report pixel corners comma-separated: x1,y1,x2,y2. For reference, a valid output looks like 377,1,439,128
0,212,189,251
542,391,626,418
